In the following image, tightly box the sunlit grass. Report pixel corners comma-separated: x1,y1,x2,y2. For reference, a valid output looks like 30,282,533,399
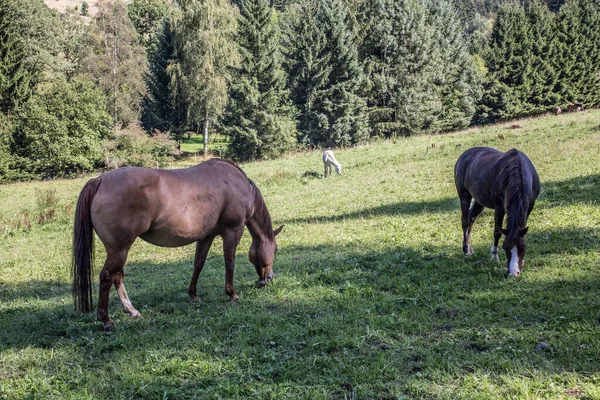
1,110,599,399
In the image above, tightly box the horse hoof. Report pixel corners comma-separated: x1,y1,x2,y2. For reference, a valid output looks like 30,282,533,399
189,296,200,303
229,294,239,302
129,310,141,319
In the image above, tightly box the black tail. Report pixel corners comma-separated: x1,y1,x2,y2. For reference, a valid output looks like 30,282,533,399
72,177,102,312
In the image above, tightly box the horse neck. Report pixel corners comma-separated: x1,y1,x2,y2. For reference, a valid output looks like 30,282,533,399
246,182,274,243
503,153,527,245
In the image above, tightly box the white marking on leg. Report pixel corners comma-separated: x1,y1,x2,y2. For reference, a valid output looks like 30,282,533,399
490,245,499,261
508,246,519,276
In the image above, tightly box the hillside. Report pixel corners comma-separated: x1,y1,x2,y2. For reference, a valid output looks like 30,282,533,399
1,110,599,398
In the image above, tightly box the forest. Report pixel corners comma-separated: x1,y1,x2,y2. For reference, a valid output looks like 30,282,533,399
0,0,598,181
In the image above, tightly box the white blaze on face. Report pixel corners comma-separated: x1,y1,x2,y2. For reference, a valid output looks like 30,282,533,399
508,245,520,276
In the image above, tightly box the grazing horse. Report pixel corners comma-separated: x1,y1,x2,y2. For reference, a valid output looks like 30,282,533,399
323,150,342,176
454,147,540,277
72,158,283,330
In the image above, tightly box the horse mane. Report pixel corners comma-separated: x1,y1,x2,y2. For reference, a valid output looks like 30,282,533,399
249,179,274,240
499,149,528,246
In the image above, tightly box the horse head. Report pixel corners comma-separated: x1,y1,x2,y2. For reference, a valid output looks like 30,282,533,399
249,225,284,286
501,226,528,277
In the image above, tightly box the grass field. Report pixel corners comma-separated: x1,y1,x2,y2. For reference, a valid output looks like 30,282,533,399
1,110,599,399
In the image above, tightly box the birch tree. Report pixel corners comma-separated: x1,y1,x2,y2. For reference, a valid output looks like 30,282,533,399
172,0,239,157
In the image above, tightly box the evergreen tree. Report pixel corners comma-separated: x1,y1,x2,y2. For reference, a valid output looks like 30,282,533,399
224,0,296,161
358,0,473,136
283,1,331,144
475,2,533,122
525,0,560,111
426,0,480,131
317,0,370,146
172,0,239,156
0,0,33,114
556,0,600,107
284,0,368,147
141,18,186,139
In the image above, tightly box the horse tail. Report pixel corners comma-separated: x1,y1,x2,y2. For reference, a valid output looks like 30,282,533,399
72,177,102,313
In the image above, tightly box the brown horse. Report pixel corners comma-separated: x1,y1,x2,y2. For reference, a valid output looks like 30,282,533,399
454,147,540,277
72,158,283,330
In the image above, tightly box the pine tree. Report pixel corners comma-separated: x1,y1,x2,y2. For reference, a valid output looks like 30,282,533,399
0,0,32,114
317,0,370,146
426,0,480,131
556,0,600,107
141,18,184,139
476,2,533,122
359,0,448,136
526,0,560,112
172,0,239,156
283,1,331,144
224,0,296,161
284,0,368,147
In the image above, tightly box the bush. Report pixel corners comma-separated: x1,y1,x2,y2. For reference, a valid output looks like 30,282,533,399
10,77,111,178
102,125,179,169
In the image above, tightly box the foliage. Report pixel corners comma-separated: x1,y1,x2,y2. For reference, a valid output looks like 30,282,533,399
172,0,239,156
9,77,111,178
475,0,600,123
358,0,478,136
0,0,33,114
83,0,147,127
1,110,600,398
127,0,172,51
141,17,186,139
224,0,297,161
284,0,369,147
103,124,179,169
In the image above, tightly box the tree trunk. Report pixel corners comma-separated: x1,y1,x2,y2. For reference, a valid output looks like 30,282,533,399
203,109,209,158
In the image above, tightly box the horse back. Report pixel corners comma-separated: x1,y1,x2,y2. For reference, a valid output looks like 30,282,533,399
91,160,254,247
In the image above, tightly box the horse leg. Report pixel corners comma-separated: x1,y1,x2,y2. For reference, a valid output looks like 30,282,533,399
97,248,130,331
114,270,140,319
459,193,474,255
222,227,245,302
491,208,505,261
466,202,485,254
188,235,216,303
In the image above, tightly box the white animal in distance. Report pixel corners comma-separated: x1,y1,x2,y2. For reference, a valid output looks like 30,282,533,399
323,150,342,176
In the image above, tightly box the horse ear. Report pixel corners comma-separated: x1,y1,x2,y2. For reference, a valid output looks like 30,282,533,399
520,226,529,236
501,228,509,236
273,225,284,236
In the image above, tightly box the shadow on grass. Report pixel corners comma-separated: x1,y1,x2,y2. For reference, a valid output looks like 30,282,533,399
1,225,599,398
281,196,459,225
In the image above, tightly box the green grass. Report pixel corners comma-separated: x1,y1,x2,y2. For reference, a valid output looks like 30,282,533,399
179,134,229,159
1,110,600,399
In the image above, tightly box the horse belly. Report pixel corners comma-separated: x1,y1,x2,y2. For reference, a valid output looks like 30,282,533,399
140,212,220,248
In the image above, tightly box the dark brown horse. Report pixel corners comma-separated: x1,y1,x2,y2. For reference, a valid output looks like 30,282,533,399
72,158,283,330
454,147,540,277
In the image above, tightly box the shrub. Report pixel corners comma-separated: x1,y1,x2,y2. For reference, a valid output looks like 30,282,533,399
103,125,179,169
10,77,111,178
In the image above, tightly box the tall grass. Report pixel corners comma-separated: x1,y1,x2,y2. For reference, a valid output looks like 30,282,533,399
1,110,599,399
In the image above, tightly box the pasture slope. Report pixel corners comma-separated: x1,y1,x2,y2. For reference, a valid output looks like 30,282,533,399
1,110,599,399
